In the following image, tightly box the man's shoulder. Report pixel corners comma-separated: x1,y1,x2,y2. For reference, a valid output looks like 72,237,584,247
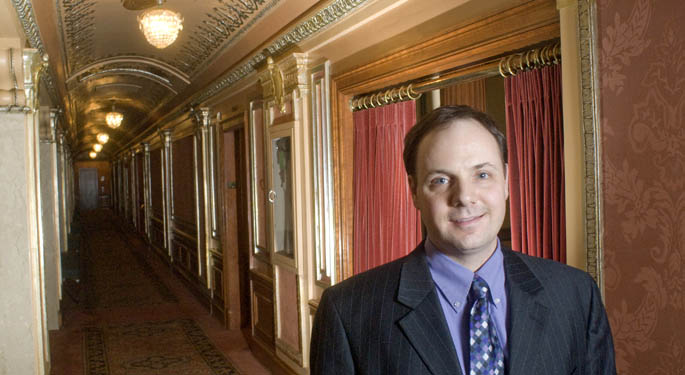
321,247,422,302
505,248,594,283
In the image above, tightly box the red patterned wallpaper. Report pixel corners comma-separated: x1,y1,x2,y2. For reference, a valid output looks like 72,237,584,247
598,0,685,373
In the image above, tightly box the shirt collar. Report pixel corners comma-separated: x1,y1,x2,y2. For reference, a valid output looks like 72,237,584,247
424,238,505,307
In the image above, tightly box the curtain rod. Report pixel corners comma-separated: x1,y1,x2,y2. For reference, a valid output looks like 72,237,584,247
498,41,560,77
350,41,561,112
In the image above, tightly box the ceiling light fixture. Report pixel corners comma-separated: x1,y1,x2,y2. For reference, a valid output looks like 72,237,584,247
138,0,183,49
106,102,123,128
89,151,97,159
97,133,109,144
93,143,103,152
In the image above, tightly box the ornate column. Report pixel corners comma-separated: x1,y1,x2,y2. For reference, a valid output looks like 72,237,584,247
130,148,138,226
0,43,49,374
195,107,219,287
143,143,152,241
39,108,63,331
123,153,130,221
57,130,69,253
161,129,174,258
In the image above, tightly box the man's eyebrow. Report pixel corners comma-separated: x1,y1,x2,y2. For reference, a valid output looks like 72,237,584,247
473,162,497,169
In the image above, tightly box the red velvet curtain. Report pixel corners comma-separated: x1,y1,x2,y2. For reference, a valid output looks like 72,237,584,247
353,101,422,275
505,64,566,262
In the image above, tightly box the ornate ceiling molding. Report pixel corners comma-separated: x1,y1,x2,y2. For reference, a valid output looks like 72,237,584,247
266,0,366,54
77,68,178,94
173,0,280,75
192,0,369,105
60,0,97,74
67,55,190,85
10,0,60,106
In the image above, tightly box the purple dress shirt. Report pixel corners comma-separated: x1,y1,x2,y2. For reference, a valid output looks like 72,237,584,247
424,238,509,374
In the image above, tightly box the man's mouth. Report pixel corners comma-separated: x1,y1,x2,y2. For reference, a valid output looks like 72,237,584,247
450,214,484,226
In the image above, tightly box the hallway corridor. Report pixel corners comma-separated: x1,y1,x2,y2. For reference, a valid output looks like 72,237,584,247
49,209,270,375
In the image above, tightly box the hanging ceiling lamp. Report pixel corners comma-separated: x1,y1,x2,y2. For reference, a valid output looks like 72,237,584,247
106,102,123,129
138,0,183,49
89,151,97,159
97,133,109,144
93,143,103,152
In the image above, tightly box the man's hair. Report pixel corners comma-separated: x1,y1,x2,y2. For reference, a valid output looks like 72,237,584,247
403,105,507,178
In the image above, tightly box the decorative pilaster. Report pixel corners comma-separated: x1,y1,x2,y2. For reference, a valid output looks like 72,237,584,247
195,106,220,288
161,129,174,259
39,108,62,331
130,149,137,226
192,108,206,281
57,131,69,253
0,45,50,375
143,143,152,242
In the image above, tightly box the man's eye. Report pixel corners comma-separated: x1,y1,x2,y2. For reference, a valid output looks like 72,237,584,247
431,177,448,185
478,172,489,179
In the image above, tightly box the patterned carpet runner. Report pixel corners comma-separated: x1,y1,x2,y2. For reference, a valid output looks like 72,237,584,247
82,215,177,309
84,319,239,375
75,211,240,374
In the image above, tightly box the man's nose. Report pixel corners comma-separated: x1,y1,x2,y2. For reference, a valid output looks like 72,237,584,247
449,180,476,207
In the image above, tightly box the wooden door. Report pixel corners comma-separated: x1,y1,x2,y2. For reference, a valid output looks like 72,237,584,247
78,168,98,211
221,126,251,329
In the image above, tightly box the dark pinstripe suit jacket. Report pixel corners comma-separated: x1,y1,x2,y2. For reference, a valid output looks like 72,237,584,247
310,243,616,374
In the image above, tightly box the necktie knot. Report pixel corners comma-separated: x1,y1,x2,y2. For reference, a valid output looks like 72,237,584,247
471,275,490,300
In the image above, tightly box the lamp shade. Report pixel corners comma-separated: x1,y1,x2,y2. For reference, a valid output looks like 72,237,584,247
89,151,97,159
93,143,103,152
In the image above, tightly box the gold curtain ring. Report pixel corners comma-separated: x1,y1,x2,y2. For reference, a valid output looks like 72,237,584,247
499,57,507,77
407,83,421,100
506,55,516,76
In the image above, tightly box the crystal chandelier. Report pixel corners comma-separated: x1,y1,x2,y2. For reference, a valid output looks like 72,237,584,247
89,151,97,159
93,143,103,152
97,133,109,144
106,103,123,128
138,1,183,49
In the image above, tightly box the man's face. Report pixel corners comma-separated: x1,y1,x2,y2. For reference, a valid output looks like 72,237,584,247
408,119,508,261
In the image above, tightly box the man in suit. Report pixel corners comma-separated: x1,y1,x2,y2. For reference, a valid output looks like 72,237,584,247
310,106,616,374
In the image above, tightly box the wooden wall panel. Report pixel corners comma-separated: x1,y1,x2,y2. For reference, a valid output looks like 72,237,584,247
172,135,196,229
150,148,163,217
251,272,274,347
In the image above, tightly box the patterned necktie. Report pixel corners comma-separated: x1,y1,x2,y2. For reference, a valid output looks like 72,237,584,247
469,275,505,375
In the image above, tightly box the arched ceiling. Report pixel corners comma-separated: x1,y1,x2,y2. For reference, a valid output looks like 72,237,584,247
20,0,529,160
29,0,321,160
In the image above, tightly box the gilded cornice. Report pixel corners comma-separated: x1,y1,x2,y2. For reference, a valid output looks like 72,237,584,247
281,53,310,94
192,0,369,106
10,0,59,106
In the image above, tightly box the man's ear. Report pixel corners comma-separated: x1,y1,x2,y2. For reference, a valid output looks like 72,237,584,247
503,163,509,200
408,175,419,208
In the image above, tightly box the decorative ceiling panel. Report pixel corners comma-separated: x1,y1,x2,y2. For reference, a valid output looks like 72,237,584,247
14,0,374,159
172,0,280,75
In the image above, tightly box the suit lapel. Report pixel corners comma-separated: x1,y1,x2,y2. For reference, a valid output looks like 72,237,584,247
396,246,462,375
502,249,550,374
